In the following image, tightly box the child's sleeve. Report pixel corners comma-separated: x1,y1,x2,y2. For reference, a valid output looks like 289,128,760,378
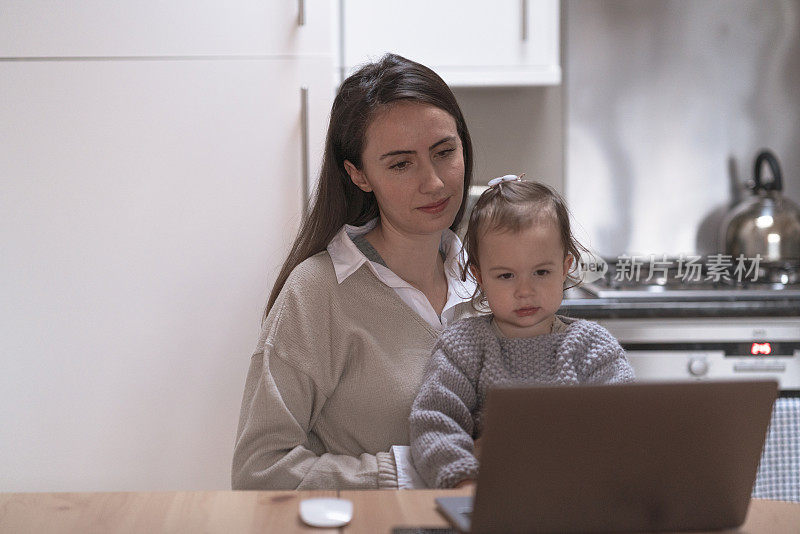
577,323,636,384
409,335,481,489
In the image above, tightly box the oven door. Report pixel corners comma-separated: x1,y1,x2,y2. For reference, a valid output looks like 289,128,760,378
596,317,800,395
624,348,800,393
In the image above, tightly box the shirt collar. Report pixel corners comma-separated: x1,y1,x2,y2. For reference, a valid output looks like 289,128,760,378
326,218,380,284
326,218,477,299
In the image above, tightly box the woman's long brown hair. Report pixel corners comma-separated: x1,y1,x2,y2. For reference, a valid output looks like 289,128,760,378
263,54,474,322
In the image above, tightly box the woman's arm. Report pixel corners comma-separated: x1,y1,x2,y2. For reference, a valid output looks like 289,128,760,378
232,349,396,490
409,340,480,489
231,258,397,490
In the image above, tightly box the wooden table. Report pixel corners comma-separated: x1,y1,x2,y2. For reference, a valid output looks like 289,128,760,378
1,489,798,533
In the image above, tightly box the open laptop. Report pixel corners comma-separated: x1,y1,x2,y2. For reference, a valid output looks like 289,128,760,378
436,380,777,533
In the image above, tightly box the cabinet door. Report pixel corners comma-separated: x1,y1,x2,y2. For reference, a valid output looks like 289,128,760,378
342,0,559,86
0,57,332,491
0,0,332,57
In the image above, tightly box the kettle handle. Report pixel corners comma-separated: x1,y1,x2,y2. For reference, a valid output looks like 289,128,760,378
753,150,783,192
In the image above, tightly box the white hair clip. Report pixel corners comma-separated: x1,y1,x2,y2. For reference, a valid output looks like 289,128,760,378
487,173,525,187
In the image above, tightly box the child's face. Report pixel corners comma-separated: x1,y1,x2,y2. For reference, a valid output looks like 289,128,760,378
473,222,572,338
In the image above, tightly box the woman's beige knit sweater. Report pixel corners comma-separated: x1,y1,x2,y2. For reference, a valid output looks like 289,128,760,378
231,251,475,490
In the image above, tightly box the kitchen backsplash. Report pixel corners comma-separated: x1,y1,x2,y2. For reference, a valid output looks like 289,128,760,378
564,0,800,258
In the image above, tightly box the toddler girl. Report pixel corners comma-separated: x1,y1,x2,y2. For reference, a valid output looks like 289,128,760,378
409,176,635,489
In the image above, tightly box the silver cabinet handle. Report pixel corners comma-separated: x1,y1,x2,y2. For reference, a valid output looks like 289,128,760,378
298,0,306,26
300,86,310,219
521,0,528,41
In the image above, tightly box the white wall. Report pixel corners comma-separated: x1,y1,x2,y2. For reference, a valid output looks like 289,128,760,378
453,86,564,192
564,0,800,257
0,3,333,492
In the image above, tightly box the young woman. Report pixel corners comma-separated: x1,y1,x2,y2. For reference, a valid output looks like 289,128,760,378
231,54,478,490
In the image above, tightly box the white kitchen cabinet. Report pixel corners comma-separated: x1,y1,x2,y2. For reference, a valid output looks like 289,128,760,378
0,56,332,491
339,0,560,86
0,0,332,57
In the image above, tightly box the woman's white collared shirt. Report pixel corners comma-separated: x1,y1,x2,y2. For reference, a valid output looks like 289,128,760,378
326,218,476,330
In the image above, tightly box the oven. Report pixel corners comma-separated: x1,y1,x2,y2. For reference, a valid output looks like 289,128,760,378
590,315,800,502
562,256,800,396
596,316,800,395
560,257,800,500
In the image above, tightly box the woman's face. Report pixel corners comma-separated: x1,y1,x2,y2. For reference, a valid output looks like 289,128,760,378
345,101,465,237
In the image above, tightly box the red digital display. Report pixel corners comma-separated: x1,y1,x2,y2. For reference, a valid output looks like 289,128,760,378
750,342,772,355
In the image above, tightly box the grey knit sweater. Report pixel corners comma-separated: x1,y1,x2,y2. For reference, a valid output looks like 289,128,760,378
409,314,635,488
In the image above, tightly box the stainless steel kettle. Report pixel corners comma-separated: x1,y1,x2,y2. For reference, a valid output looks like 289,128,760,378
721,150,800,266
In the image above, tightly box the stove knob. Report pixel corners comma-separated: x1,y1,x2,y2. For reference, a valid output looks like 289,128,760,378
688,358,708,377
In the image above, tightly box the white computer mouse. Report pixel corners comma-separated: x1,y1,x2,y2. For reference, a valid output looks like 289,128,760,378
298,497,354,528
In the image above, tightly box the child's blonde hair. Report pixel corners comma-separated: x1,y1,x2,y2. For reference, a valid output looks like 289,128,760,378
461,180,587,312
